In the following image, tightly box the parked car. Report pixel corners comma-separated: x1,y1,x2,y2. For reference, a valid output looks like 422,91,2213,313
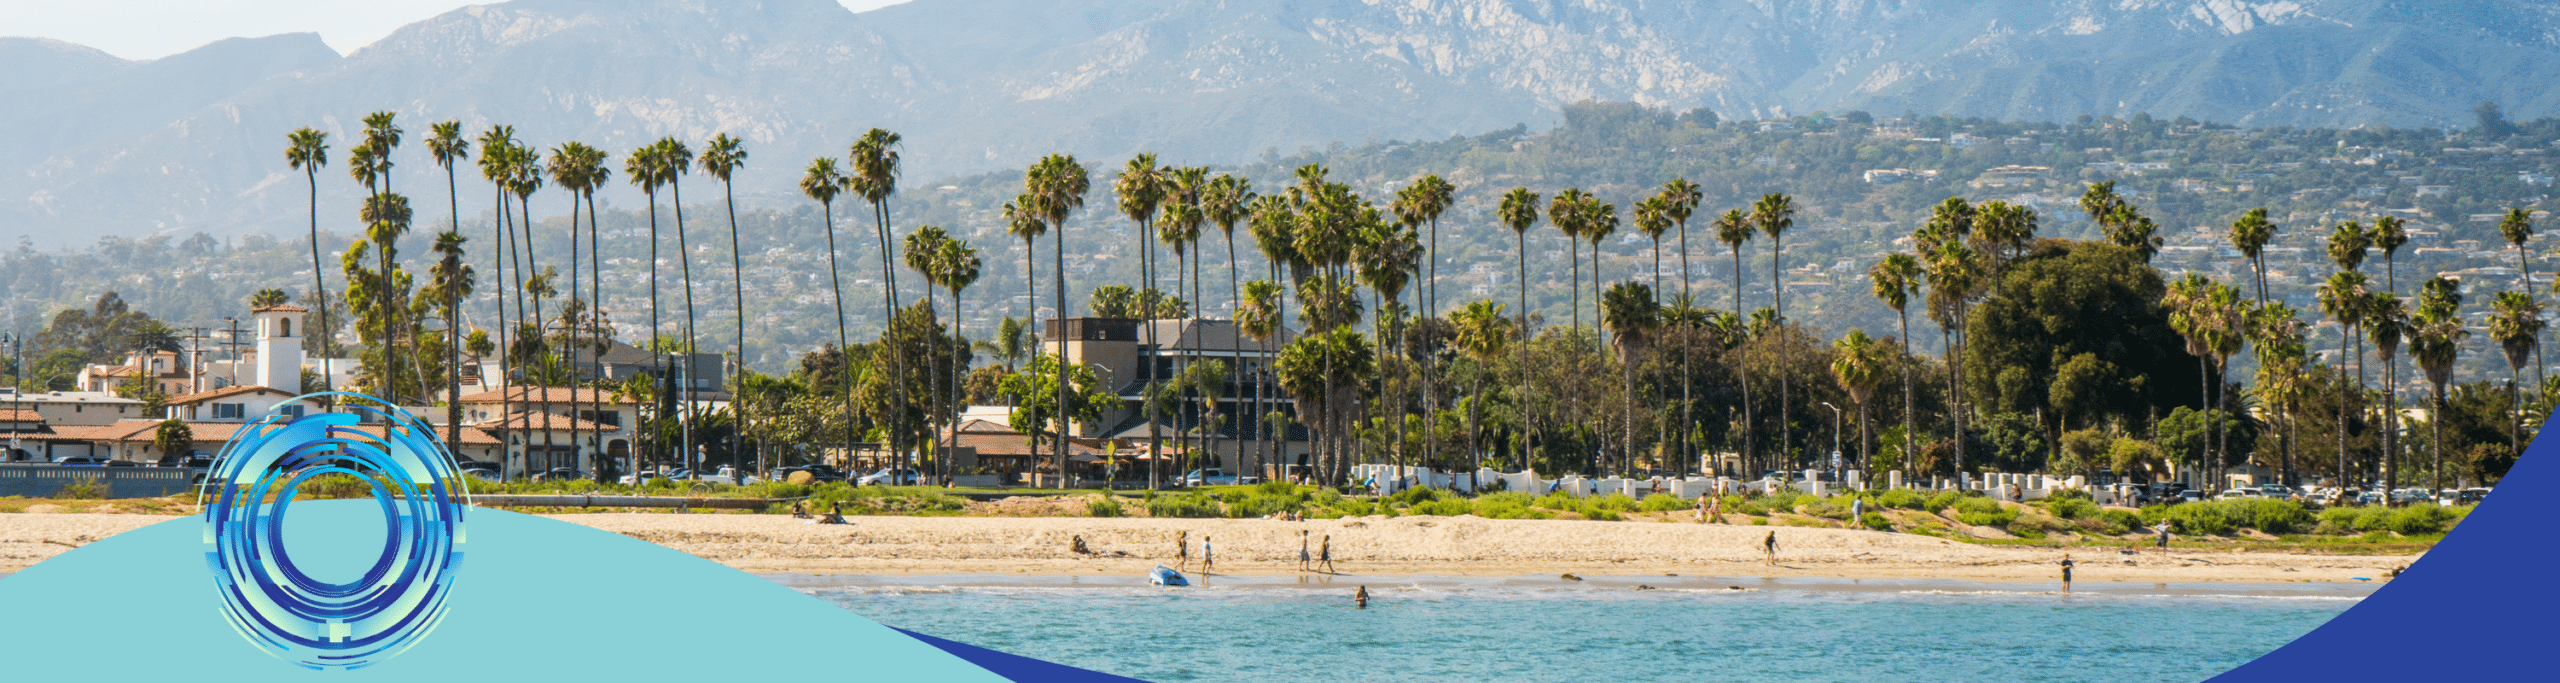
1177,469,1240,487
2215,488,2261,500
616,470,662,486
2259,485,2290,498
698,466,759,486
460,466,501,481
530,467,583,481
856,468,920,486
56,456,109,466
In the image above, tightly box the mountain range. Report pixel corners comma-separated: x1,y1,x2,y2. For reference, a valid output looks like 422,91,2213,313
7,0,2559,247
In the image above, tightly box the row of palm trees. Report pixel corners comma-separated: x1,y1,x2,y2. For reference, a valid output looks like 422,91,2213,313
288,116,2545,490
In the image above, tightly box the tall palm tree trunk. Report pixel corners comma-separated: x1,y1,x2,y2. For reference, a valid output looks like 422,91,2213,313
444,161,463,450
723,176,746,477
1897,310,1913,482
1731,245,1751,476
870,199,907,482
818,202,852,480
1517,230,1530,475
676,179,699,475
1773,232,1787,477
306,167,336,395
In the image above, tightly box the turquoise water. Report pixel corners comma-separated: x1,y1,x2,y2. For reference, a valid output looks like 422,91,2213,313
807,575,2361,682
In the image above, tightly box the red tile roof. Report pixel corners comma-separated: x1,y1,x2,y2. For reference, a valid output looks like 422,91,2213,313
455,387,637,405
478,412,616,433
164,385,299,406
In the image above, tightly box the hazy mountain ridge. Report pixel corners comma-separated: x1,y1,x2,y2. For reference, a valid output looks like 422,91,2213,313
7,0,2559,246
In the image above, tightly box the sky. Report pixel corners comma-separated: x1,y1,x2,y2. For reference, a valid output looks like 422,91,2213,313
1,0,911,60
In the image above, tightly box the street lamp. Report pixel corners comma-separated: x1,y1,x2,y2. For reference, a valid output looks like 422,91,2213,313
1820,401,1842,485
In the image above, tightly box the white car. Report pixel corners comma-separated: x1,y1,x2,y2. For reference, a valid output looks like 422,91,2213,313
857,468,920,486
1178,469,1238,487
697,466,759,486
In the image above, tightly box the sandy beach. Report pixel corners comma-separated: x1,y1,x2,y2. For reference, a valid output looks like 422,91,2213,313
2,510,2414,584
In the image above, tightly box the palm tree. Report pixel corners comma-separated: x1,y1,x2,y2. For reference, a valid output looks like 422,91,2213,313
1029,154,1091,481
504,147,549,470
937,239,982,470
1831,329,1886,469
2490,290,2545,462
849,129,905,472
286,127,336,394
2316,269,2370,491
545,141,597,477
427,229,474,450
2367,292,2408,502
1582,197,1619,345
2231,208,2277,307
1205,173,1258,473
1631,197,1672,463
1497,188,1542,472
425,121,469,437
1750,193,1796,471
1601,282,1658,475
1655,178,1702,472
650,138,700,473
2164,274,2215,485
903,225,953,468
473,127,518,468
799,157,854,467
2500,208,2542,389
699,134,749,472
1247,195,1300,476
1450,300,1511,475
1237,279,1285,478
1354,217,1419,466
2325,220,2373,488
1160,167,1210,470
2412,277,2467,490
1711,208,1754,469
1113,154,1166,484
1002,194,1047,346
1868,253,1921,477
1546,188,1589,333
2249,303,2309,486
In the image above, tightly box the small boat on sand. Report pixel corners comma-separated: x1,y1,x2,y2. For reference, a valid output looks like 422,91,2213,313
1149,565,1189,587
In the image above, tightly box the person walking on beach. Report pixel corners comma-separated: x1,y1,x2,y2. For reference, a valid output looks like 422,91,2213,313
1763,530,1779,566
1201,535,1215,573
1319,535,1335,573
1176,530,1191,572
1299,530,1312,572
2059,553,2076,594
2153,521,2172,555
1850,496,1864,524
1695,494,1709,522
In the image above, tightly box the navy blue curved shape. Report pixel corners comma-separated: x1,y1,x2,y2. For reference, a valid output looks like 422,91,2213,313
896,628,1149,683
2213,406,2555,680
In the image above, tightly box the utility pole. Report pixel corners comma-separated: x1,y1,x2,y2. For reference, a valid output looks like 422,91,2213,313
181,326,210,394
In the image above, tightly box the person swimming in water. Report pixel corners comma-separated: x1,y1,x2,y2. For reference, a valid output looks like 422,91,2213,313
1354,585,1370,609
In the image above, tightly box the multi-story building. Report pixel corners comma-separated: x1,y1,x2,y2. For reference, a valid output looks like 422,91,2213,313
1044,317,1310,479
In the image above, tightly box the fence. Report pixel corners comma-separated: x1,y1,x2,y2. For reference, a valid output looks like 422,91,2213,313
0,465,205,499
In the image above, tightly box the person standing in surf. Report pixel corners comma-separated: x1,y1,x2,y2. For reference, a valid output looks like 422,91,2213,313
2059,553,2076,594
1175,530,1190,572
1763,530,1779,566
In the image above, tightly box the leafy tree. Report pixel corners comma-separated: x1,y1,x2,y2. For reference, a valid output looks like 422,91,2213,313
151,419,192,465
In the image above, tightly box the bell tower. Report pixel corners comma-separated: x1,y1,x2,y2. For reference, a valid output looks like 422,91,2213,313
252,304,308,392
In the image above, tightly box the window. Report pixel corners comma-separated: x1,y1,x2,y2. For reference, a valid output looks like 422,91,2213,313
213,403,244,419
278,318,292,338
279,405,305,419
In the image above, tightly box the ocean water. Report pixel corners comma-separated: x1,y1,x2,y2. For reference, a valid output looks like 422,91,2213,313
804,574,2364,682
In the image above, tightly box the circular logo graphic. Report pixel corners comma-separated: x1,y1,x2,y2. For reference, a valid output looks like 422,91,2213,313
201,392,469,670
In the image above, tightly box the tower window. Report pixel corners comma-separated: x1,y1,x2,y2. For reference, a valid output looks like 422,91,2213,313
278,318,292,338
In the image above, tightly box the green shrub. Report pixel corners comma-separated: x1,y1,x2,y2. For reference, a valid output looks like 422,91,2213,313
1952,498,2018,528
1639,493,1691,512
1087,496,1124,517
1878,489,1925,509
1924,490,1967,512
1859,512,1892,531
1531,492,1580,511
55,476,110,500
2162,502,2232,536
2218,499,2313,534
1329,499,1379,517
1409,498,1475,516
1387,486,1447,507
1226,494,1306,519
1589,493,1639,512
2101,509,2144,533
2045,488,2094,502
1799,501,1849,520
1254,480,1298,497
2043,497,2100,520
1582,508,1623,521
1146,493,1222,518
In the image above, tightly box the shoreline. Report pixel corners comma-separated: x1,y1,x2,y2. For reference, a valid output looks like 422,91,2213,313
764,571,2380,600
3,512,2420,585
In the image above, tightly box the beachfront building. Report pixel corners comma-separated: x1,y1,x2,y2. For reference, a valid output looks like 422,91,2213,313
455,387,640,477
1043,317,1312,481
74,349,188,396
